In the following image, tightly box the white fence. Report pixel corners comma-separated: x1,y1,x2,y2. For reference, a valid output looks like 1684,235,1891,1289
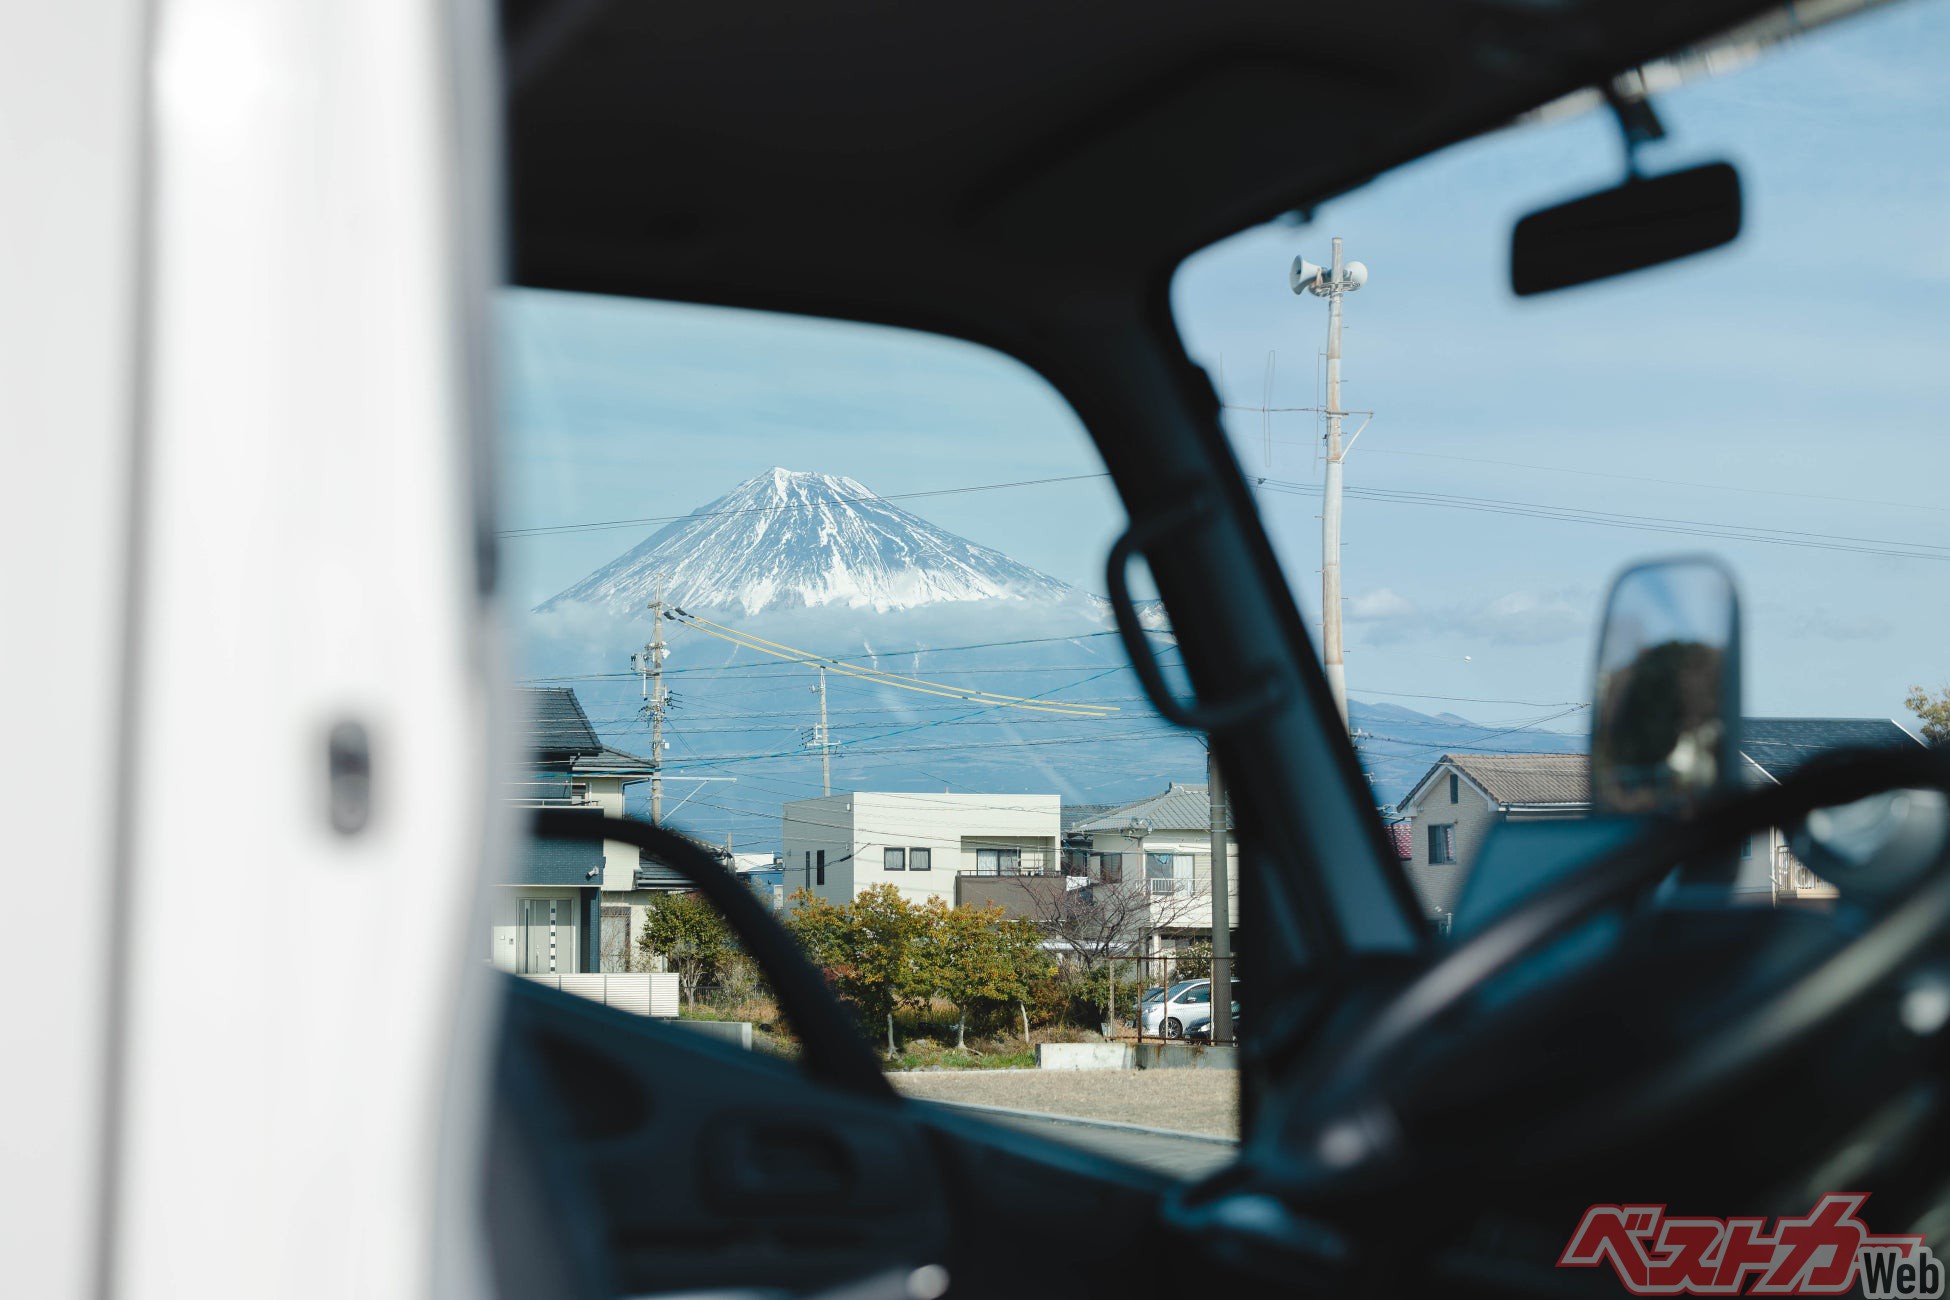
519,971,680,1018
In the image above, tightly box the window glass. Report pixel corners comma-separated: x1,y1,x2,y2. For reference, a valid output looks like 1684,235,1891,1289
501,295,1238,1141
1170,0,1948,911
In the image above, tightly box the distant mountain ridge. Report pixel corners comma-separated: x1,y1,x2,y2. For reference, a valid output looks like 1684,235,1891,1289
539,467,1080,617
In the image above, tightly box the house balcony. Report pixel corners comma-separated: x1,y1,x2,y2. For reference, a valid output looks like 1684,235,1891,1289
507,779,593,807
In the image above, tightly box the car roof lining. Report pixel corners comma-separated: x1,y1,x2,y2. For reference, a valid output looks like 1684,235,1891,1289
505,0,1789,320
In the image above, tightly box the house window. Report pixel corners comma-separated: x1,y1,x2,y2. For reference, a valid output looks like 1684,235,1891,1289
1428,825,1456,865
803,850,810,886
1093,851,1124,883
1741,835,1753,860
1146,852,1185,895
815,849,825,886
884,847,906,871
1449,773,1459,804
976,847,1022,874
910,848,931,872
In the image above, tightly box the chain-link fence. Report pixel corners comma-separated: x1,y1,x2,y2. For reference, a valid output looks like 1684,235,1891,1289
1100,951,1241,1045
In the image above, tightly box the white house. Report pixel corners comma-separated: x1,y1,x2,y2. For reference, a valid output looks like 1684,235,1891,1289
1071,782,1239,951
781,791,1061,907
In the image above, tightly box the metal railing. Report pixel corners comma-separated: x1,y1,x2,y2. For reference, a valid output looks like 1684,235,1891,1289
506,779,593,807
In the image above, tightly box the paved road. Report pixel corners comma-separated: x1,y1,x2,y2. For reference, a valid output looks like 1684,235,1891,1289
926,1100,1239,1181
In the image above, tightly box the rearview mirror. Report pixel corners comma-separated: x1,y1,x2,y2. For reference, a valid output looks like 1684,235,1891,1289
1511,163,1741,296
1590,557,1742,818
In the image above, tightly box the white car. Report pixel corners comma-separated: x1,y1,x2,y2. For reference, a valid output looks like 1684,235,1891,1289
1139,979,1241,1039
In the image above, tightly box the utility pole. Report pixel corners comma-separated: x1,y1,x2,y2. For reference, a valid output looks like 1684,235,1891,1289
811,665,832,797
1292,238,1368,732
1207,750,1233,1046
632,573,671,823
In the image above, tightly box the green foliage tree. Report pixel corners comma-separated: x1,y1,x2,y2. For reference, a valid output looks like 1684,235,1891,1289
1906,685,1950,745
1173,940,1213,981
786,885,929,1057
638,892,732,1011
918,900,1023,1049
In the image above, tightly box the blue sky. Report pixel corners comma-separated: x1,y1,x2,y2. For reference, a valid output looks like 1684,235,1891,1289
501,0,1949,732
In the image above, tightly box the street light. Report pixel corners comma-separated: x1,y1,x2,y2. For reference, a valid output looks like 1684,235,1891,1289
1290,237,1368,730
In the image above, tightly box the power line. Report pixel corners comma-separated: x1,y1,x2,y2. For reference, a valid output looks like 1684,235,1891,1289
1254,477,1950,563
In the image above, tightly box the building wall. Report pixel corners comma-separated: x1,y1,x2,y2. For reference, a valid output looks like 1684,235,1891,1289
782,791,1060,906
586,777,643,892
780,793,857,907
488,886,588,974
1081,828,1241,936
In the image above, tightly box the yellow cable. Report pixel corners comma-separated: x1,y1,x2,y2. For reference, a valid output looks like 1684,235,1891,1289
673,614,1118,717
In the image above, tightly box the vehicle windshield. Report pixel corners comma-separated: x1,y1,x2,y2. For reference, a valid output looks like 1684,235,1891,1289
1168,0,1948,926
492,0,1943,1157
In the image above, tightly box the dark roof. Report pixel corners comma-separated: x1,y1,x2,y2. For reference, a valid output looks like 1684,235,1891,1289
521,687,602,758
573,744,660,779
1074,783,1232,834
1739,717,1922,782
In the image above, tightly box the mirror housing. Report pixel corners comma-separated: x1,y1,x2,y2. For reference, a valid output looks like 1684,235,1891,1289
1511,163,1742,296
1589,557,1742,819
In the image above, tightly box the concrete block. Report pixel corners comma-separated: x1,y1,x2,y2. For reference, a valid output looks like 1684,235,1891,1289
672,1019,753,1050
1132,1042,1237,1070
1035,1042,1134,1070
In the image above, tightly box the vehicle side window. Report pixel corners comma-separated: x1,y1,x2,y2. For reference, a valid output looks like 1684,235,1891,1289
1184,986,1211,1005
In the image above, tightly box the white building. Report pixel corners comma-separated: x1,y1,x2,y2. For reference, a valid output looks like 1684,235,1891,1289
781,791,1061,907
1072,782,1240,950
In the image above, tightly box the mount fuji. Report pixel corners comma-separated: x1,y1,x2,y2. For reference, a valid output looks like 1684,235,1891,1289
539,467,1081,617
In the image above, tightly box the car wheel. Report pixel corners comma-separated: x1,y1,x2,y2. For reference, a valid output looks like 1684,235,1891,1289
1163,1017,1182,1040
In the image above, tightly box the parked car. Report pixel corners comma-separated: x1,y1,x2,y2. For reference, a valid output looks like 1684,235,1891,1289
1138,979,1241,1039
1185,1007,1241,1044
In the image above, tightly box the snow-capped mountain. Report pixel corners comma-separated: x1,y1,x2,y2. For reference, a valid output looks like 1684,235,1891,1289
538,467,1079,616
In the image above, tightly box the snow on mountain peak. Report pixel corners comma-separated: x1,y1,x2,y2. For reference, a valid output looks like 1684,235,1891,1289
538,468,1078,616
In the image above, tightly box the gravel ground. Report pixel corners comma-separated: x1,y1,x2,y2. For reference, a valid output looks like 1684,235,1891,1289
889,1068,1239,1138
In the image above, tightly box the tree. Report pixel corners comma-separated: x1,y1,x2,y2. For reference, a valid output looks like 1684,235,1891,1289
638,892,732,1010
1906,685,1950,745
1019,863,1209,1025
918,900,1021,1050
786,885,928,1057
1172,939,1213,981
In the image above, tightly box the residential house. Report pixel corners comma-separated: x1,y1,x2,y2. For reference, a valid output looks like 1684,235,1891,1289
495,687,672,974
781,791,1060,907
733,853,787,912
1400,717,1923,924
1067,782,1240,955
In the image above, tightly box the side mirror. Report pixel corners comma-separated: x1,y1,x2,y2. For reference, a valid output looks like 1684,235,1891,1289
1511,163,1742,296
1589,557,1742,818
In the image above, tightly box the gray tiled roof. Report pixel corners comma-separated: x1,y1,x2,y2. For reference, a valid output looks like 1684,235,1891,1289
1444,753,1589,807
521,687,602,758
1739,717,1922,781
1073,783,1232,833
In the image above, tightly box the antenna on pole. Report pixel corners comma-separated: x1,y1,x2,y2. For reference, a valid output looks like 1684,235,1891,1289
1292,238,1369,733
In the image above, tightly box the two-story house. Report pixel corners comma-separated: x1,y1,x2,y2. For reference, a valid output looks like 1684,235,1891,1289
781,791,1061,907
1067,782,1240,955
1400,718,1924,925
495,687,666,974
